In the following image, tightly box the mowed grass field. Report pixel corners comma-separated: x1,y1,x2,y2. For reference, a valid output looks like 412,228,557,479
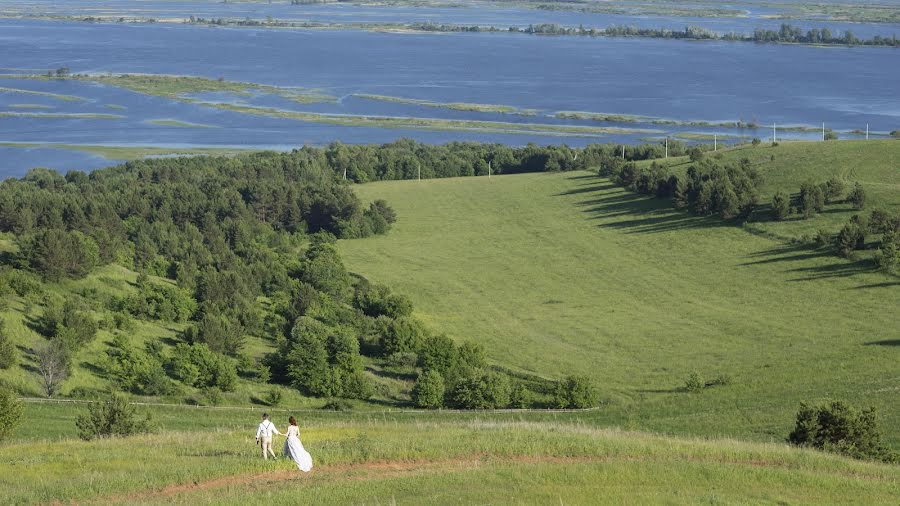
3,402,899,504
339,141,900,446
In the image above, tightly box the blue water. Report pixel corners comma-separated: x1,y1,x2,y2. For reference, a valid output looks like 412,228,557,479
1,16,898,176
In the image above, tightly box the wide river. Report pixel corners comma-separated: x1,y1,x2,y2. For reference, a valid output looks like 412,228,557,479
1,11,898,176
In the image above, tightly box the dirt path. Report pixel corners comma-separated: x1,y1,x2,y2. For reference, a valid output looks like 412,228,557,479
80,452,890,505
86,455,625,505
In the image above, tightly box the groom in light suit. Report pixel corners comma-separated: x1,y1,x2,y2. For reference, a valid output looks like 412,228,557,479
255,413,282,460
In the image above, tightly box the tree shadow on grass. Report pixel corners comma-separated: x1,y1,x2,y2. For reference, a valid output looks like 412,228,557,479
566,173,599,181
785,258,873,281
864,339,900,346
849,281,900,290
555,183,617,196
738,243,833,267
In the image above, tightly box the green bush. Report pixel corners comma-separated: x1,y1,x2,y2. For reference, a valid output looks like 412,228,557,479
101,335,173,396
184,309,245,356
0,387,23,442
684,371,705,393
168,343,237,392
799,181,825,218
412,370,445,409
0,319,17,370
75,394,152,441
847,183,866,210
418,334,458,375
836,219,866,258
18,229,100,281
789,401,896,463
822,177,845,203
770,191,789,221
378,316,428,356
553,375,598,408
449,370,510,409
265,389,283,407
509,382,533,409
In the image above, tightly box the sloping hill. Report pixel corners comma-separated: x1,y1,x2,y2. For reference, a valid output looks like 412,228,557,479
339,143,899,445
4,407,899,504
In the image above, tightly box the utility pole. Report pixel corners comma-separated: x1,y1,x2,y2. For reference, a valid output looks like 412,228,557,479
417,164,420,181
343,167,346,180
714,134,717,151
866,123,869,140
773,122,776,144
822,122,826,141
488,160,491,178
665,137,668,158
621,145,625,160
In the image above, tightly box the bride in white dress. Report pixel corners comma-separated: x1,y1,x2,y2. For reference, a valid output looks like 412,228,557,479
283,416,313,472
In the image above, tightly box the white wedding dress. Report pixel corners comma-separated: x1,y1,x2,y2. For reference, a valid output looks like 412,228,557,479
283,425,313,472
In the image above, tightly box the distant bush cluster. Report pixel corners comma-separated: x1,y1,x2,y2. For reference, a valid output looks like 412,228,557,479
601,157,762,220
789,401,897,463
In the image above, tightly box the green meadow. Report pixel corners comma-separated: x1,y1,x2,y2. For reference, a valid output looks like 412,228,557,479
4,402,899,504
339,140,900,446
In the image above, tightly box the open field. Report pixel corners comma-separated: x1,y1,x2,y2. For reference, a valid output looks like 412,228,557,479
339,141,900,445
4,403,899,504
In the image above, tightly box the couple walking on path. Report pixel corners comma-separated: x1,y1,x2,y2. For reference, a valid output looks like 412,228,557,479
255,413,313,472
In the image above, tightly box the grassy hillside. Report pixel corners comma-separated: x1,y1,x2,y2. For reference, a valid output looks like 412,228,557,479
641,140,900,240
339,141,899,446
4,402,899,504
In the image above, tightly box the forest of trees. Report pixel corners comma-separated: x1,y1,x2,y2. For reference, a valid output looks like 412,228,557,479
0,144,603,408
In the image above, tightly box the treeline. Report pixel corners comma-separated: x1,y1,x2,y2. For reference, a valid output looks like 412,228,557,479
600,156,762,220
406,21,900,47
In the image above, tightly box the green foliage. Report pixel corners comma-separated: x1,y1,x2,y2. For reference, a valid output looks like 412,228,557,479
18,229,100,280
280,317,371,399
789,401,896,463
847,183,867,210
684,371,705,393
553,375,599,408
184,308,245,356
799,181,825,218
75,393,152,441
264,389,282,407
509,382,533,409
0,319,17,370
418,334,458,376
101,335,173,396
168,343,237,392
119,277,196,322
873,230,899,272
377,316,428,356
412,370,445,409
770,191,789,221
822,177,845,203
824,131,838,141
0,386,23,442
299,243,352,301
449,370,510,409
836,217,866,258
353,281,413,319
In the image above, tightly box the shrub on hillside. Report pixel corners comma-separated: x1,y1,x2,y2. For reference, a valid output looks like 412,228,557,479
847,183,866,210
75,393,152,441
799,181,825,218
0,387,23,442
101,335,173,396
836,218,866,258
684,371,705,393
553,375,598,408
788,401,896,463
18,229,100,281
0,319,17,370
412,370,445,409
39,298,98,353
449,370,510,409
418,334,458,376
168,343,237,392
822,177,845,204
770,191,789,221
184,307,245,357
